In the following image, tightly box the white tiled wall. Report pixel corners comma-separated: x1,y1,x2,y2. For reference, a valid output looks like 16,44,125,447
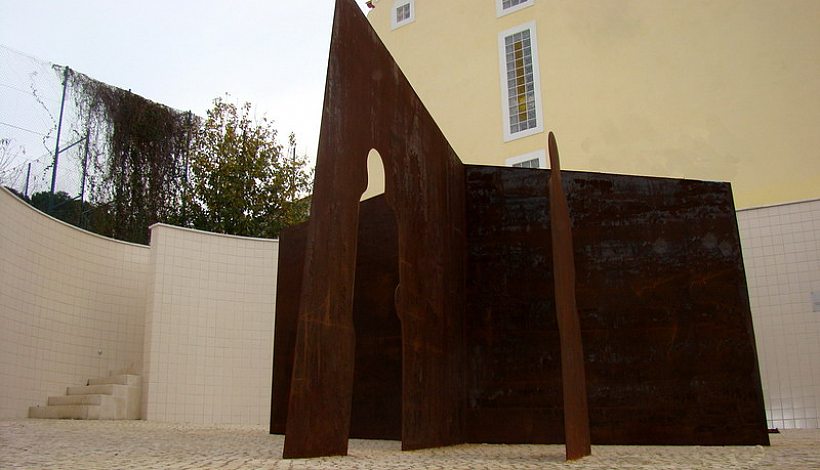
0,187,150,418
738,198,820,430
142,224,278,425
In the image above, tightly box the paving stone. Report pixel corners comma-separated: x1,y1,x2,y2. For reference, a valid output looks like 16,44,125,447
1,419,817,469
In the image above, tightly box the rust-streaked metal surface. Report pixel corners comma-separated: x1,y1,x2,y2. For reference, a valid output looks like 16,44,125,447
273,0,768,457
547,133,591,460
276,164,769,449
349,197,401,440
281,0,465,458
463,166,770,446
269,222,307,435
271,196,402,440
568,170,769,446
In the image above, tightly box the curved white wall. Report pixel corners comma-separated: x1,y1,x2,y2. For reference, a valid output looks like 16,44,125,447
1,189,278,425
0,187,150,418
142,224,278,425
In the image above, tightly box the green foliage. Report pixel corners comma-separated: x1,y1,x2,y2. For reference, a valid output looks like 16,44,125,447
185,96,312,238
29,190,82,225
26,190,113,232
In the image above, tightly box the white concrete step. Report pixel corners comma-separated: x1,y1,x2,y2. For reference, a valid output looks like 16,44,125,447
30,374,142,420
29,404,102,420
33,393,125,419
48,394,104,406
67,384,123,396
88,374,141,386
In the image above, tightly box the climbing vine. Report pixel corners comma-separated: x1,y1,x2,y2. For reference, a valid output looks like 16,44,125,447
67,68,195,244
63,68,311,244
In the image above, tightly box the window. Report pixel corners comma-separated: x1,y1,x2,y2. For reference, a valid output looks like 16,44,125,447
497,0,535,18
397,3,411,22
506,150,546,169
498,22,543,141
391,0,415,30
513,158,540,168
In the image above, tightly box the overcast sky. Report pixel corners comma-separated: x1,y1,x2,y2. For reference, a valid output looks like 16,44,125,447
0,0,371,168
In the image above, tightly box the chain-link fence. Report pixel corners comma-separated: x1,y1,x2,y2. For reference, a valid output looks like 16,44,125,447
1,45,89,214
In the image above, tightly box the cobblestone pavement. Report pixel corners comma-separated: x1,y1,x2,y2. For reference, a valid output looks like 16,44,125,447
1,419,818,469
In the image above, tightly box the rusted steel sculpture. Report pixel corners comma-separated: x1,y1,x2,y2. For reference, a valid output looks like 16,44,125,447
547,132,591,460
272,0,770,460
282,0,465,458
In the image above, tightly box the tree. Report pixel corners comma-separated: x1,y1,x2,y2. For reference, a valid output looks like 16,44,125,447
24,189,113,233
30,190,82,224
64,65,312,243
185,96,312,238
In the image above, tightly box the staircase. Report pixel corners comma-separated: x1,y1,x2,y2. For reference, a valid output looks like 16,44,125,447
29,374,141,420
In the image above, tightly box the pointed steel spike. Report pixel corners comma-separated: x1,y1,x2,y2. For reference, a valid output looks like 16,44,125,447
547,131,591,460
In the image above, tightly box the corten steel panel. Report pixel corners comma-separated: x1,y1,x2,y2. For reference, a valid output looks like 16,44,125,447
270,222,307,435
570,171,769,446
282,0,466,458
349,197,401,440
463,166,562,444
463,165,770,446
271,196,402,440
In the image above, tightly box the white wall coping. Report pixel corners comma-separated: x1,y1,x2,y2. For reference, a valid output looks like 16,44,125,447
737,197,820,213
0,186,150,250
149,222,280,244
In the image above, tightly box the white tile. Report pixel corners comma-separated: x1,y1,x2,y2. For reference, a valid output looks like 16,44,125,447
744,199,820,430
0,189,149,418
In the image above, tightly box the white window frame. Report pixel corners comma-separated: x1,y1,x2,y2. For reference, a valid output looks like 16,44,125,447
498,21,544,142
391,0,415,30
496,0,535,18
506,150,546,169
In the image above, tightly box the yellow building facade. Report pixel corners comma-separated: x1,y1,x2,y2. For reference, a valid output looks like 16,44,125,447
364,0,820,209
